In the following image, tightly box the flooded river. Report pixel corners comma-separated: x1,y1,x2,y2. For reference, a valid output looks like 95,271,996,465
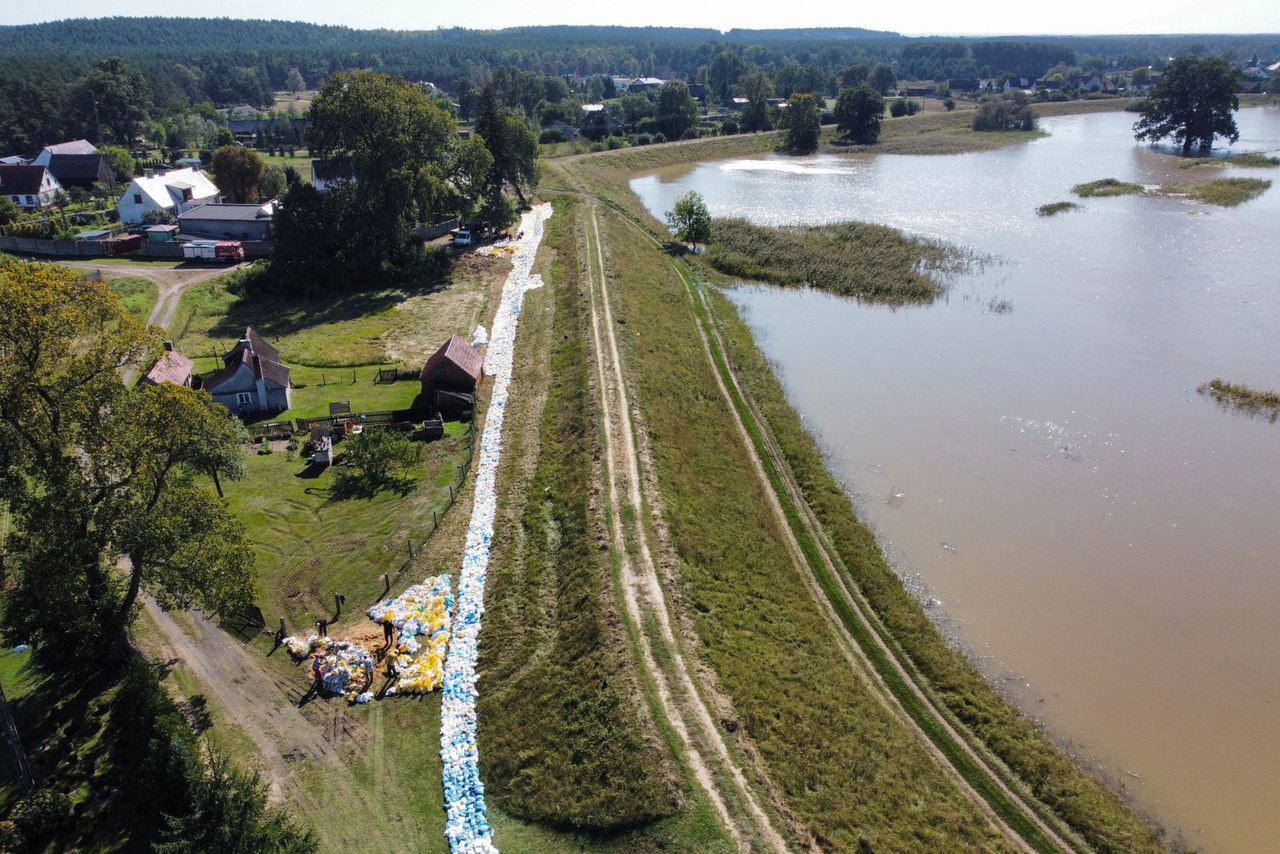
632,108,1280,852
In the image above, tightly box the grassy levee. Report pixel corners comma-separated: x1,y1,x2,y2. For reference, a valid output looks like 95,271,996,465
476,196,686,832
596,207,1016,851
706,284,1163,852
552,127,1165,848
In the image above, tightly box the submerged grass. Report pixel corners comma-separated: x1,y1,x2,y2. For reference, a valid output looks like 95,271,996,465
1197,378,1280,422
1036,201,1080,217
706,217,973,304
1179,152,1280,169
477,196,684,830
1179,177,1272,207
1072,178,1145,198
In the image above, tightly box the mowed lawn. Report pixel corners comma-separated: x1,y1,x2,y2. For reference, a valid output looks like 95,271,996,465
224,423,473,627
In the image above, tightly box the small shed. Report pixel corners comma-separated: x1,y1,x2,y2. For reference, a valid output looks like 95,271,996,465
146,224,178,242
420,336,483,404
142,342,194,387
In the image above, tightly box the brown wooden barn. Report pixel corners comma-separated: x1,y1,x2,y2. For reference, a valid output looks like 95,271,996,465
420,336,483,412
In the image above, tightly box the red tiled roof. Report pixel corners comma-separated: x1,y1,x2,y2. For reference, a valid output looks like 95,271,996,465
420,335,483,382
143,349,194,386
243,326,280,364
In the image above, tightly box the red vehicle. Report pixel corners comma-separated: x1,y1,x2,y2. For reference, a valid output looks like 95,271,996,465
182,240,244,264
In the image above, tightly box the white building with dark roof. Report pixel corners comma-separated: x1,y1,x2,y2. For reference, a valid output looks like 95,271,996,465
32,139,98,165
200,327,292,414
116,167,220,224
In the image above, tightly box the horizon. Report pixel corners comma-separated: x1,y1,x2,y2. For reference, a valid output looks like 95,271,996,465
2,9,1279,38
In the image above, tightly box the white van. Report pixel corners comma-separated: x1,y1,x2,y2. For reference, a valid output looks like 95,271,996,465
452,228,473,246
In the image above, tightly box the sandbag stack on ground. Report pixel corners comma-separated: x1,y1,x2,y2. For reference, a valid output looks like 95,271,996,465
368,574,453,694
440,204,551,854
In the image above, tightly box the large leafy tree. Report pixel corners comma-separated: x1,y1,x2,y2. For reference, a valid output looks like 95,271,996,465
834,85,884,144
211,145,267,202
779,92,822,153
0,261,253,667
72,57,152,146
655,81,699,140
475,85,540,210
665,190,711,250
1134,56,1240,155
737,70,775,133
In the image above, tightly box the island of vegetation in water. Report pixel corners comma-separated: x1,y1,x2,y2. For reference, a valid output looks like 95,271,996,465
1179,152,1280,169
705,217,976,303
1036,201,1080,216
1179,177,1272,207
1198,378,1280,422
1073,178,1146,197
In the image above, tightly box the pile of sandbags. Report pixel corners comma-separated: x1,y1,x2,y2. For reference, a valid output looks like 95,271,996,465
311,639,374,700
282,635,315,661
368,574,453,695
440,203,550,854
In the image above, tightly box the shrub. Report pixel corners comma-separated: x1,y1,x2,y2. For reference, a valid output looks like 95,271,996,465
943,97,956,111
606,136,627,150
652,132,667,144
681,128,699,140
972,97,1037,131
634,133,653,146
11,789,72,844
890,98,909,117
721,118,739,135
538,128,564,144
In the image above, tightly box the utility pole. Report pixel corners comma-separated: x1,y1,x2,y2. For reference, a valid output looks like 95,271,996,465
92,95,103,147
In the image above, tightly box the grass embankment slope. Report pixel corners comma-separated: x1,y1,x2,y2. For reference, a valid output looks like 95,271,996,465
595,204,1017,850
477,197,736,846
552,123,1164,850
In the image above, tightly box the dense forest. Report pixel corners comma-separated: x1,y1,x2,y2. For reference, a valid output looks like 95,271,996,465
2,17,1278,156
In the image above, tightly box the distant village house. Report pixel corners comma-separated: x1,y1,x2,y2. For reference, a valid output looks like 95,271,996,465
116,167,220,224
0,164,63,209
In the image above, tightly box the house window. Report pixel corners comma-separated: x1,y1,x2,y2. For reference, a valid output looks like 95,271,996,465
133,193,142,204
235,392,254,406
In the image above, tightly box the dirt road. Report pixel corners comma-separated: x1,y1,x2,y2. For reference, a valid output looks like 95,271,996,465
582,204,792,853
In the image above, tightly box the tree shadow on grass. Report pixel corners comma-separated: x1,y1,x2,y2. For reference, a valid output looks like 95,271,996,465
326,470,416,501
206,274,453,347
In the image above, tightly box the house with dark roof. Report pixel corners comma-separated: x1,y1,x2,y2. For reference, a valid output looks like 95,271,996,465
178,200,277,240
32,139,98,165
45,153,116,190
420,335,483,410
142,342,194,388
200,327,292,414
0,164,62,209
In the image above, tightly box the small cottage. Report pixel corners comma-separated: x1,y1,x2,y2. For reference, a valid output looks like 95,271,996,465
141,342,194,387
201,327,292,414
420,336,483,410
0,164,62,209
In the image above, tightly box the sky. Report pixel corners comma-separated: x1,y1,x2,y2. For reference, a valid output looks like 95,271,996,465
3,0,1279,35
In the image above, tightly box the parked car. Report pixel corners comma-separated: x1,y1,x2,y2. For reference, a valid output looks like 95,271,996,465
452,228,473,246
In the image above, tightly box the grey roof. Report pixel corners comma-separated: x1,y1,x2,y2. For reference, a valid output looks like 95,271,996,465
179,202,274,222
46,153,112,182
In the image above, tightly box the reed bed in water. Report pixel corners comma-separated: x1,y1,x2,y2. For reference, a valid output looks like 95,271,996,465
1036,201,1080,217
706,217,977,304
1180,177,1272,207
1072,178,1145,197
1198,378,1280,422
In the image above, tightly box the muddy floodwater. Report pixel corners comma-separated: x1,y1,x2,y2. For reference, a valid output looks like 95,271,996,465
632,108,1280,852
